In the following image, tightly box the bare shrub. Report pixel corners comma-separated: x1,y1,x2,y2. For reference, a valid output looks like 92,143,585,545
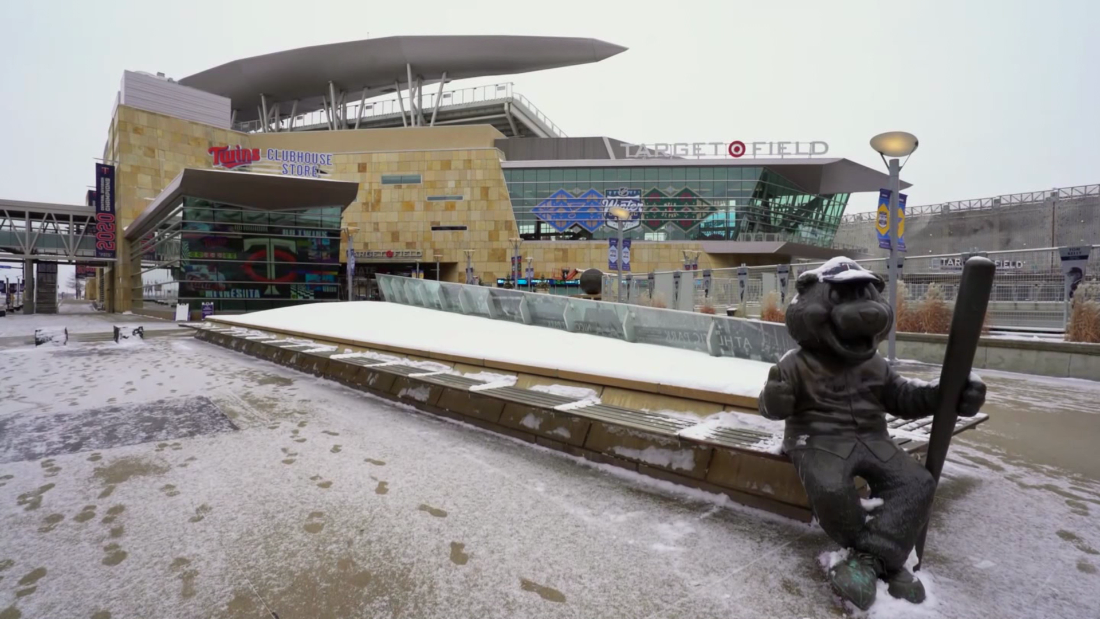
699,304,717,315
760,290,786,323
917,283,951,334
1067,283,1100,343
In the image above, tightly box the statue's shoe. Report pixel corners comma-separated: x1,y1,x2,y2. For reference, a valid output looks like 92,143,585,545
828,552,884,611
885,567,926,604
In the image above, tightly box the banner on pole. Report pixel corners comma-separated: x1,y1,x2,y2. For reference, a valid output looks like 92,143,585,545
621,238,631,272
94,164,117,260
608,238,619,271
875,189,907,252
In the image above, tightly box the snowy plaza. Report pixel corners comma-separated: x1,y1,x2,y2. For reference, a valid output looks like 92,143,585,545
0,302,1098,619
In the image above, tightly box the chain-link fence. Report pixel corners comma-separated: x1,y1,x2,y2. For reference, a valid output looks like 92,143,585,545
604,245,1100,331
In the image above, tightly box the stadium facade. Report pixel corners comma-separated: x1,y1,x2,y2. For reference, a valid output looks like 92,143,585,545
26,35,1093,316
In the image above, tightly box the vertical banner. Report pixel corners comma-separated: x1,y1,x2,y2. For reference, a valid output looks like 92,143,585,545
201,301,214,319
875,189,908,252
621,238,632,272
777,264,790,304
608,238,619,271
737,265,748,303
95,164,117,260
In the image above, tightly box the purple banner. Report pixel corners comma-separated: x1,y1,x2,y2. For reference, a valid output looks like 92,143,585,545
95,164,117,260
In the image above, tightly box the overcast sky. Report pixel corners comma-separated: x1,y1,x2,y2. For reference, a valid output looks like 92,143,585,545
0,0,1096,215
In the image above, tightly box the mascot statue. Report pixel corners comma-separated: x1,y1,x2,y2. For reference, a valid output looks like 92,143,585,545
759,257,985,610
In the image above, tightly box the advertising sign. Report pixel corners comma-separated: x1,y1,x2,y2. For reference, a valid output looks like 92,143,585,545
608,238,619,271
621,238,632,272
209,146,334,178
94,164,117,260
876,189,907,251
354,249,423,260
602,188,643,231
777,264,791,304
1060,246,1091,301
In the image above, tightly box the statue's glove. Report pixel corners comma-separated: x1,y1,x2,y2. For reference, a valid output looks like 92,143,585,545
957,374,987,417
761,365,796,420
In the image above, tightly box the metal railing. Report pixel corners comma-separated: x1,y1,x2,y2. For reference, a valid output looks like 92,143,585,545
840,183,1100,223
602,245,1100,331
232,82,566,138
375,273,795,364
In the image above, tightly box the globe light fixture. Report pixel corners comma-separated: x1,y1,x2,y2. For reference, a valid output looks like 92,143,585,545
870,131,919,158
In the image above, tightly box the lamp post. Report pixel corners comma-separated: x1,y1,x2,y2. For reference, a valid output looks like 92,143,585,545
870,131,919,365
607,206,631,303
343,226,359,302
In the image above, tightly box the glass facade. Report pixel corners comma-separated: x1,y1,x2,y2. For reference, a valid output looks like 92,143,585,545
134,197,344,312
503,166,850,245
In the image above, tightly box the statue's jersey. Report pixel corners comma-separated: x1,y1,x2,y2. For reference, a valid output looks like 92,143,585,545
765,349,939,461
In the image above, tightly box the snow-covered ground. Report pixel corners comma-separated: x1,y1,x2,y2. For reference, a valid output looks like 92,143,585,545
0,334,1098,618
0,302,178,339
210,301,774,399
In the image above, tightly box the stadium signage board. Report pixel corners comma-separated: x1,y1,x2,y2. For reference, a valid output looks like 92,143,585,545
354,250,424,260
209,145,334,178
624,141,829,159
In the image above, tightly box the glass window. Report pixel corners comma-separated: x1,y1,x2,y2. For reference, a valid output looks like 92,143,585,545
631,168,645,181
590,168,603,182
616,168,631,181
563,169,576,182
644,167,658,182
700,167,713,180
380,174,421,185
523,169,536,182
577,168,590,183
686,167,700,181
549,169,563,182
659,167,673,182
672,167,686,183
537,169,550,182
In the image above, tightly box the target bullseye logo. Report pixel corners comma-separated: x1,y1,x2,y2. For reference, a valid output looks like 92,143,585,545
727,141,746,158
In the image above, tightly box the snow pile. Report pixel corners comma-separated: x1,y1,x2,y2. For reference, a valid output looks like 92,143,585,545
529,385,602,411
530,384,599,400
465,371,518,391
673,410,786,454
610,446,696,471
211,301,774,398
861,497,885,511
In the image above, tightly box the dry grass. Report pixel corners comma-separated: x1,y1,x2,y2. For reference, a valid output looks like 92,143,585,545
760,290,786,323
894,282,954,335
1067,283,1100,343
637,294,668,309
699,304,717,315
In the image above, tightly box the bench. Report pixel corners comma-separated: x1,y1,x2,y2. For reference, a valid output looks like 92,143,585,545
188,323,989,521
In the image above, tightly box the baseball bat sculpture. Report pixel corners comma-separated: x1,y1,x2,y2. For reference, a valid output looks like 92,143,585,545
914,256,996,569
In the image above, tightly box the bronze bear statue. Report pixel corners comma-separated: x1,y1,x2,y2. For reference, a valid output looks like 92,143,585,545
759,257,985,610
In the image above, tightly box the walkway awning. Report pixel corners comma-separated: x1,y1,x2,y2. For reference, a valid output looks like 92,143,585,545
126,168,359,241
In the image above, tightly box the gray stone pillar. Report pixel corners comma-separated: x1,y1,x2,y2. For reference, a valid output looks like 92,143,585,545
35,261,58,314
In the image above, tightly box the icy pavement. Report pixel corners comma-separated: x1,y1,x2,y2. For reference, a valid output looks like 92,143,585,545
0,302,178,339
0,336,1097,618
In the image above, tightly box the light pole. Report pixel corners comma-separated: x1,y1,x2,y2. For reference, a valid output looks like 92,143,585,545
607,206,630,303
343,226,359,302
870,131,919,365
509,238,522,288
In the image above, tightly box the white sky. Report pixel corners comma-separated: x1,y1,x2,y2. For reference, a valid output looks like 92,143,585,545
0,0,1097,215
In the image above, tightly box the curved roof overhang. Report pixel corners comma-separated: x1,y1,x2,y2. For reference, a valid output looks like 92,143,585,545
179,35,627,123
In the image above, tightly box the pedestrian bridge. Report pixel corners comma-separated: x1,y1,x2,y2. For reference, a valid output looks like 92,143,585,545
0,198,109,262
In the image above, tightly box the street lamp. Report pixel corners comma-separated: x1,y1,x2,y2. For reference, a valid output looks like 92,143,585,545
607,206,631,303
342,225,360,302
870,131,919,364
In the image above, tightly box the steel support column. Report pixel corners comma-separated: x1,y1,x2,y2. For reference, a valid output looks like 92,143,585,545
260,94,270,133
429,71,447,126
406,64,416,127
395,80,408,127
355,89,367,129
